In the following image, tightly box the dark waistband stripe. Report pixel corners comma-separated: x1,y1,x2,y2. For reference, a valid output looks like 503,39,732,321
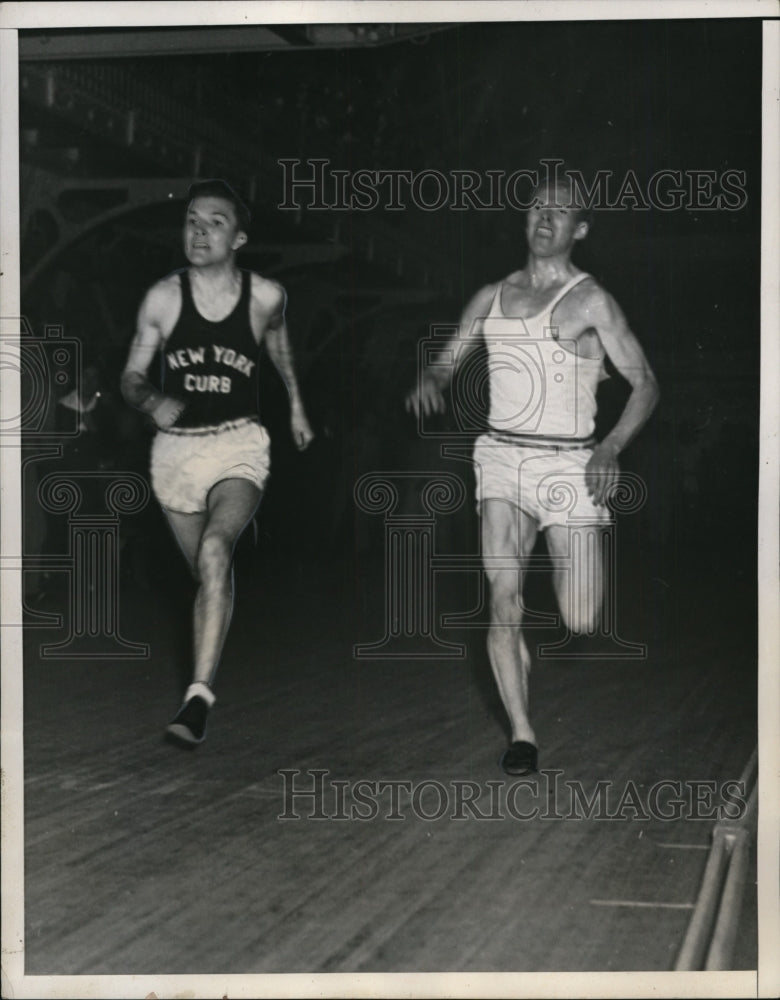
487,429,596,450
159,416,261,437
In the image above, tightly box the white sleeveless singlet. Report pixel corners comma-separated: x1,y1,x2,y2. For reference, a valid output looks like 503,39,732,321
481,272,603,441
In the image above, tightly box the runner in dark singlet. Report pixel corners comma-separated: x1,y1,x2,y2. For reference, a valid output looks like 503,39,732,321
121,179,313,747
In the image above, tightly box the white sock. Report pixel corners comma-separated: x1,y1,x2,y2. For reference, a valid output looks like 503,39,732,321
185,682,216,707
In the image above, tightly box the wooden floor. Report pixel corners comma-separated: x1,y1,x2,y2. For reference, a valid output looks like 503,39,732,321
21,544,757,975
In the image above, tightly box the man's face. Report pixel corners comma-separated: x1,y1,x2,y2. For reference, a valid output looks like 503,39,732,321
525,183,588,257
183,196,246,265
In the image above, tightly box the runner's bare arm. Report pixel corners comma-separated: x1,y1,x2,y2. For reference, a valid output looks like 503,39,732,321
120,281,184,429
405,282,497,418
261,282,314,450
585,287,660,504
592,290,659,453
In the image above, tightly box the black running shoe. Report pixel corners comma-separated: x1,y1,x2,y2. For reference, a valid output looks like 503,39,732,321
500,740,538,776
166,695,210,747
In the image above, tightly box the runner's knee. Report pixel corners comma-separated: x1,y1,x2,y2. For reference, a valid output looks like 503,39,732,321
560,592,601,633
197,530,233,582
487,574,523,626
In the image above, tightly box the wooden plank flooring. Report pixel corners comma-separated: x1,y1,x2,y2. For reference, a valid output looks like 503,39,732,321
20,554,757,974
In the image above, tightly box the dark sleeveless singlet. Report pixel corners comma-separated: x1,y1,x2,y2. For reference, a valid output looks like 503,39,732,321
161,269,259,429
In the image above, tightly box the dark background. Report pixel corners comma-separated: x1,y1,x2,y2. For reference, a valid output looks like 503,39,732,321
19,17,761,628
14,15,763,977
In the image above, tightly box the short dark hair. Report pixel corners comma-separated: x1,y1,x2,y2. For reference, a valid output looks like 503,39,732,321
186,179,251,233
532,162,594,228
